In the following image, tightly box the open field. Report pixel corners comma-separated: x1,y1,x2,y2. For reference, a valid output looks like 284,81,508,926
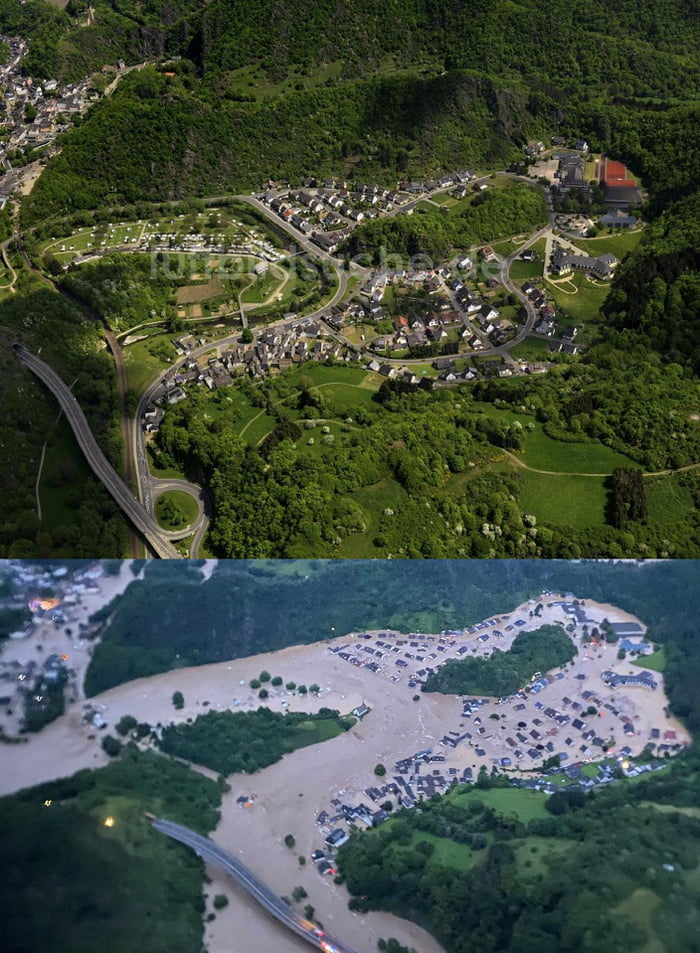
223,59,345,102
450,786,549,823
122,334,178,394
577,230,644,258
508,336,552,360
472,403,635,474
645,473,696,524
545,271,611,323
146,451,188,482
520,426,635,473
519,471,608,526
338,478,409,557
509,258,544,280
241,411,278,445
176,277,227,304
514,836,569,878
633,648,666,672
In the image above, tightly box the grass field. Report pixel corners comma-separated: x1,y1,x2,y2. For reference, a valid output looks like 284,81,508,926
645,474,696,525
240,264,287,304
450,786,550,822
520,425,636,473
577,230,644,259
405,830,477,870
519,471,608,527
154,490,199,530
508,336,552,360
224,59,344,102
471,403,634,474
545,271,611,323
633,648,666,672
338,478,408,557
240,411,278,445
286,714,355,749
123,334,178,394
509,258,544,280
491,237,524,258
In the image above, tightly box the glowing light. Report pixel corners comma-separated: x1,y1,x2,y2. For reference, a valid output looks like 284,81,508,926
61,654,68,661
103,816,115,828
43,799,52,807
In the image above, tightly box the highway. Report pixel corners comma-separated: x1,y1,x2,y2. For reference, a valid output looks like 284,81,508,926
149,816,362,953
13,343,181,559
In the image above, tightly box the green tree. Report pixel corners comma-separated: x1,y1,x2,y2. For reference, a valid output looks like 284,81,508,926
172,691,185,710
101,734,122,757
115,715,137,737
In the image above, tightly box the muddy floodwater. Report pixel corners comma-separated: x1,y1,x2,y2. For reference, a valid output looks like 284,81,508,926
0,570,689,953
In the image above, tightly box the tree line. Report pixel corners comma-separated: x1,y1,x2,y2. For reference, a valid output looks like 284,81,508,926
422,625,576,696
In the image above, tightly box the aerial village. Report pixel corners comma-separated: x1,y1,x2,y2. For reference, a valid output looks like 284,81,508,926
293,595,683,875
0,35,101,205
141,143,644,419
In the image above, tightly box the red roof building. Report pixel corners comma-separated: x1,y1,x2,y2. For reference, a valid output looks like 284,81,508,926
598,156,635,187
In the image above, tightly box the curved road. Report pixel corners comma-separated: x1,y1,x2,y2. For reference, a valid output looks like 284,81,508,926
150,816,362,953
151,478,210,546
13,343,181,559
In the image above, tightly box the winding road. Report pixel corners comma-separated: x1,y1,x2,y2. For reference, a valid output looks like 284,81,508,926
150,816,362,953
13,343,182,558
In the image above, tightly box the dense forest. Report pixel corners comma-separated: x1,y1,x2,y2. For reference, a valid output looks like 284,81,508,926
422,624,577,696
158,706,355,775
6,0,698,95
343,185,547,260
337,559,700,953
22,66,536,222
0,747,224,953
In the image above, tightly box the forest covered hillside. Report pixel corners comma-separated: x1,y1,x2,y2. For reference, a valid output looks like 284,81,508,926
6,0,699,98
